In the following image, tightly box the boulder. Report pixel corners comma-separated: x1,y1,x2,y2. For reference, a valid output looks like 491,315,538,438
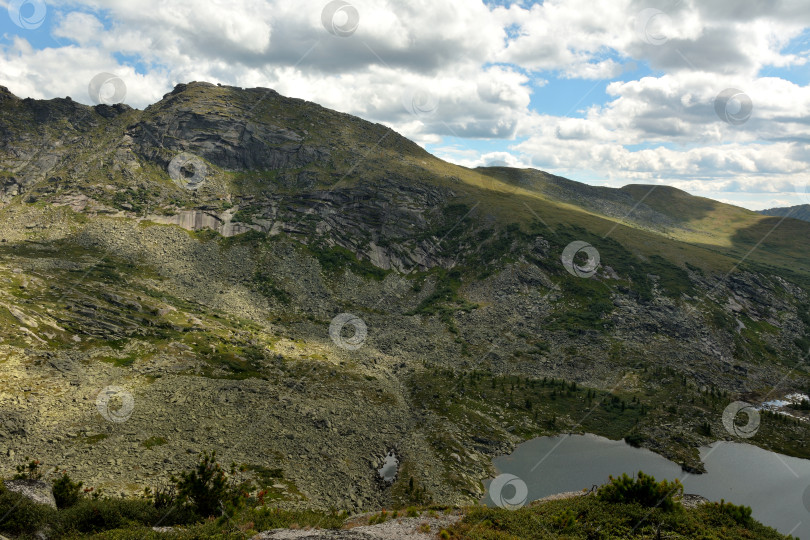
3,479,57,508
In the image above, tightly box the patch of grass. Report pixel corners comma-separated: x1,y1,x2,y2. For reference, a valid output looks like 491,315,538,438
189,228,220,242
190,337,268,380
242,464,284,487
550,224,695,301
111,186,154,214
252,270,291,304
645,255,694,298
417,202,472,243
101,355,137,368
140,437,167,450
249,506,345,530
219,228,268,247
307,243,388,281
471,224,522,278
735,314,780,364
406,268,478,331
389,462,434,509
80,434,108,445
231,206,261,224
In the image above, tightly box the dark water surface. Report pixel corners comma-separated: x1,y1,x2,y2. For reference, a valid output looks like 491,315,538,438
483,433,810,538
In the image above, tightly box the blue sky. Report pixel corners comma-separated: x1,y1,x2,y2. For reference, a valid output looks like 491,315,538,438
2,0,810,210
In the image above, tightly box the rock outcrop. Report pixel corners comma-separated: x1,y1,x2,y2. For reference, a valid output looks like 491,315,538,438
3,480,56,508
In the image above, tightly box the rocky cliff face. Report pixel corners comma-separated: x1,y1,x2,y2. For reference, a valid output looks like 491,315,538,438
0,82,809,511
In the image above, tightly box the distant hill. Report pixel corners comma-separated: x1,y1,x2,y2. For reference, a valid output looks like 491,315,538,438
759,204,810,222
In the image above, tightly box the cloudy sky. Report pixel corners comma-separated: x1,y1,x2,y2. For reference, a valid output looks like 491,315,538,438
2,0,810,210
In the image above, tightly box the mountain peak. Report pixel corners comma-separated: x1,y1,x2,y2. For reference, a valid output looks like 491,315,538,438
160,80,281,101
0,85,19,102
165,80,217,97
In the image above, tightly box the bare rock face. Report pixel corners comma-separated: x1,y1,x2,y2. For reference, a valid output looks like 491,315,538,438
682,493,710,509
129,83,331,172
0,176,21,204
3,479,57,508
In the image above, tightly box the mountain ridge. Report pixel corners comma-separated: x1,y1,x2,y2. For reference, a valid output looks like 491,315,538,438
759,203,810,223
4,81,809,275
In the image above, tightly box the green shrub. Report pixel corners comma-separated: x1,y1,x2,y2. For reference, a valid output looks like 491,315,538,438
0,481,55,536
231,206,260,224
310,244,388,280
253,270,291,304
53,498,162,534
173,451,245,518
711,499,753,525
249,507,345,530
597,471,682,511
54,497,198,535
624,433,646,447
793,399,810,411
142,482,177,510
53,472,83,509
14,457,43,480
551,508,577,530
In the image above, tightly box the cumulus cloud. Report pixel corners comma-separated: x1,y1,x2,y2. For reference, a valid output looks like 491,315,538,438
434,147,528,169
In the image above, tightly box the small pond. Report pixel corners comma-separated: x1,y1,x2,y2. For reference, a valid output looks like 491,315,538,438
378,450,399,483
483,433,810,538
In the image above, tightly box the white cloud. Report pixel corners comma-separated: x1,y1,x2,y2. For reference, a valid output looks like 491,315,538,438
1,0,810,209
435,148,528,169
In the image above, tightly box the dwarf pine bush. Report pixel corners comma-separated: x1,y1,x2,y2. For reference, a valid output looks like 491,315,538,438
597,471,682,511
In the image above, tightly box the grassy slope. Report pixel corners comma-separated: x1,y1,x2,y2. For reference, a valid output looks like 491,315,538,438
351,148,810,282
5,82,810,281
